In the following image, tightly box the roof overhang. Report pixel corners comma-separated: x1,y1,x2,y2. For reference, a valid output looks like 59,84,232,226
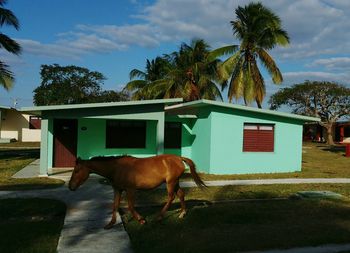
19,98,183,116
166,99,320,122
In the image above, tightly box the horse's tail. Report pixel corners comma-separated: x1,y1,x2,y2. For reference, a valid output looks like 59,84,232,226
181,157,207,188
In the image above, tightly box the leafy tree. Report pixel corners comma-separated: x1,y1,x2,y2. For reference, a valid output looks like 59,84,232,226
0,0,21,90
269,81,350,145
125,39,222,102
88,90,130,103
33,64,110,105
210,2,289,108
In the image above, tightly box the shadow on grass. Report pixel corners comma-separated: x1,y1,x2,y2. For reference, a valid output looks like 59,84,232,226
0,182,65,191
319,145,346,154
122,197,350,253
0,198,66,253
0,149,40,159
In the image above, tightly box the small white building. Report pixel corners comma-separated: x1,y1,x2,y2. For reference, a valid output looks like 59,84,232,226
0,106,41,142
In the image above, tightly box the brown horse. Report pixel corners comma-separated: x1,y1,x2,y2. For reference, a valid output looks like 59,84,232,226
68,154,206,229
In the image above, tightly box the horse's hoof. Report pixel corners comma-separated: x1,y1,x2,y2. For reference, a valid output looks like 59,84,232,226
104,223,114,230
178,211,186,219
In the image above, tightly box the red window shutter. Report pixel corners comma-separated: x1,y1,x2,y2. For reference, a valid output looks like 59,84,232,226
243,124,274,152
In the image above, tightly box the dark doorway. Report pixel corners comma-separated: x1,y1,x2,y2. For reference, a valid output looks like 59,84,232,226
53,119,78,167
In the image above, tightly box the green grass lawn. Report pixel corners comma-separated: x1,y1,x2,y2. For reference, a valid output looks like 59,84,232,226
0,141,40,149
0,198,66,253
0,149,64,190
123,183,350,253
186,142,350,180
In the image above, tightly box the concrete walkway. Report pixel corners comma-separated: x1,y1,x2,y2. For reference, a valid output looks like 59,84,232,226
1,177,132,253
6,159,350,253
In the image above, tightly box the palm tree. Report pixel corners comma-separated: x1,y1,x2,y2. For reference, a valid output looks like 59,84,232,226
124,56,170,100
210,2,289,108
164,39,223,101
125,39,223,102
0,0,21,90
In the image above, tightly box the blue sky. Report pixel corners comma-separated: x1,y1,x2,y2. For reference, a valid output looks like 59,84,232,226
1,0,350,107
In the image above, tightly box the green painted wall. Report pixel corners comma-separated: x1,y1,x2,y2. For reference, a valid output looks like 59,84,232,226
207,107,303,174
188,109,212,173
77,118,157,159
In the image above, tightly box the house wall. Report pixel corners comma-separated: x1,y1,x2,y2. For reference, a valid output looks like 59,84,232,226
0,109,41,142
208,107,303,174
188,109,212,173
77,118,158,159
22,128,41,142
77,117,198,160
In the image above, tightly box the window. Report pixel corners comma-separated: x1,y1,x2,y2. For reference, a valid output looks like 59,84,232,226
243,123,274,152
164,122,182,149
29,116,41,129
106,120,146,148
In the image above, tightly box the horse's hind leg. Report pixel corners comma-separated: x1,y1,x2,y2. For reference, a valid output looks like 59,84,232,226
176,187,187,219
157,181,176,221
104,189,122,229
126,190,145,225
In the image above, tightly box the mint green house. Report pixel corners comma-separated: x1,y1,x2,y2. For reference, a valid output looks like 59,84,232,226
21,99,319,176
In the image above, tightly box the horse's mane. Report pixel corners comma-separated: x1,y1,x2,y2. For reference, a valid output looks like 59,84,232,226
75,155,131,164
89,155,131,161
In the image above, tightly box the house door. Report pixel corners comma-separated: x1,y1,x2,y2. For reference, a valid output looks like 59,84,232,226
53,119,78,167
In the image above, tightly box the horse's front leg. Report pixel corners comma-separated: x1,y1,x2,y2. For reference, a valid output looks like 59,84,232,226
126,189,146,225
104,189,122,229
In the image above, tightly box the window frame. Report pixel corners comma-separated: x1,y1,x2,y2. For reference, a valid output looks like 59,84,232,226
243,123,275,152
105,120,147,149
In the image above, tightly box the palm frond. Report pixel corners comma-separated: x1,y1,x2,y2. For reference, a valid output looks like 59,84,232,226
0,60,13,90
0,6,19,30
217,51,241,87
129,69,146,80
0,33,21,54
200,79,223,101
208,45,239,61
257,48,283,84
228,57,244,102
123,80,147,92
251,61,265,106
274,29,290,46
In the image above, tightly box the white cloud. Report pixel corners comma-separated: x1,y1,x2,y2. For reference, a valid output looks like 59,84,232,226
76,24,161,48
282,71,350,85
0,51,25,66
309,57,350,71
15,0,350,72
17,32,122,60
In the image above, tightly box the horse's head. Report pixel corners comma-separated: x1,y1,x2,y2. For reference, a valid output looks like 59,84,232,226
68,158,90,191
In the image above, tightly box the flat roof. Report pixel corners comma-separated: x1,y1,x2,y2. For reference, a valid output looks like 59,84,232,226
20,98,183,115
166,99,320,122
